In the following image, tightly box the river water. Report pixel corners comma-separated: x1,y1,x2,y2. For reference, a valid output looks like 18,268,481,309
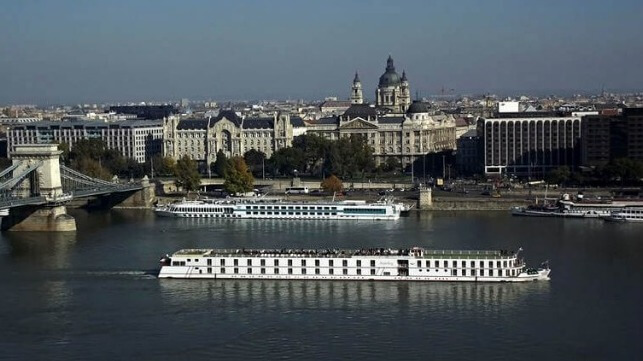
0,210,641,360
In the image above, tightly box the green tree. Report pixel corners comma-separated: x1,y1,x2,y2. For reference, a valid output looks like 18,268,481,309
383,157,401,173
348,135,375,177
243,149,266,177
212,150,230,177
545,166,571,185
321,174,343,193
269,147,305,176
605,158,643,185
102,149,128,176
149,154,177,177
174,155,201,192
69,138,106,161
71,157,112,180
57,142,70,165
224,157,254,194
293,133,329,175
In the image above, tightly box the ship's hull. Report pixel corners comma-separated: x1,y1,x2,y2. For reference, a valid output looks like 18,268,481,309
511,207,609,218
158,267,550,282
603,216,643,223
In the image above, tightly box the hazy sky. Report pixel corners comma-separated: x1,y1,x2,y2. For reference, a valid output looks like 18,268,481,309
2,0,642,105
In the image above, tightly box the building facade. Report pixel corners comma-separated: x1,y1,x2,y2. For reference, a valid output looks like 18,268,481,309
581,108,643,167
7,119,164,163
480,112,582,177
456,129,482,176
307,102,456,168
163,111,304,169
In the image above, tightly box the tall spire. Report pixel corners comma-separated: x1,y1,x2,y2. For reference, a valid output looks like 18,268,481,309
401,70,408,82
353,71,360,83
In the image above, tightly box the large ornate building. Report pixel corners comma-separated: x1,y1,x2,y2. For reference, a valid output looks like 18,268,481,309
306,56,456,168
307,102,456,168
163,111,304,170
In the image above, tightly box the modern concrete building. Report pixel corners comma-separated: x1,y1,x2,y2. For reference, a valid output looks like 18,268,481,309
581,108,643,167
7,119,163,163
456,128,482,176
480,111,582,177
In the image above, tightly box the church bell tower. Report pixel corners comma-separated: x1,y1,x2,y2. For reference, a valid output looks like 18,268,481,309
350,72,363,104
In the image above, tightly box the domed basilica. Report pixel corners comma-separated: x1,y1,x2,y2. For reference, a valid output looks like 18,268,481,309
308,56,457,168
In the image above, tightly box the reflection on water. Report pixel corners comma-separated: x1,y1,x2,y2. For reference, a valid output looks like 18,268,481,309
159,279,550,312
2,232,77,269
163,216,406,232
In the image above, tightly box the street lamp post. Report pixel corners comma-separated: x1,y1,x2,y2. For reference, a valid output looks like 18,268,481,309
442,155,446,180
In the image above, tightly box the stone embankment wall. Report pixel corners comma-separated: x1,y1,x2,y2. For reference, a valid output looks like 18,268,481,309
420,197,530,211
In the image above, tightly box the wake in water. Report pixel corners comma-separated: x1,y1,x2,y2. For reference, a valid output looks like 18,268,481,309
43,269,160,279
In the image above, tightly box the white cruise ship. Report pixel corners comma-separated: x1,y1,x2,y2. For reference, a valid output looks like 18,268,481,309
158,247,551,282
154,197,407,220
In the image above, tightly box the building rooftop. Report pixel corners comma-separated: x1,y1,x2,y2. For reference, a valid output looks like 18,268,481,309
343,104,377,118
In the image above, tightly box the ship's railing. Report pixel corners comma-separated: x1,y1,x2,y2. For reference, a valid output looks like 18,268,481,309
172,197,404,207
173,248,519,259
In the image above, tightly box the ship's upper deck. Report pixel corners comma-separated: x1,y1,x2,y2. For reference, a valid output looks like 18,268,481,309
168,197,401,207
172,248,518,260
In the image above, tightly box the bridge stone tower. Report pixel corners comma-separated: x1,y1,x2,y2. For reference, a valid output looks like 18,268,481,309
3,145,76,232
11,144,64,199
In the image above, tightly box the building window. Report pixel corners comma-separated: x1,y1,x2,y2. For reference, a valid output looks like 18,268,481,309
234,268,238,274
274,268,279,274
247,268,252,274
370,269,376,275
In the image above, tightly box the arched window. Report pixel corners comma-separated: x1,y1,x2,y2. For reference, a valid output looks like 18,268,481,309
222,130,232,153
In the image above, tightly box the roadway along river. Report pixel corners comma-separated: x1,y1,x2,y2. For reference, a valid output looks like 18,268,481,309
0,209,641,360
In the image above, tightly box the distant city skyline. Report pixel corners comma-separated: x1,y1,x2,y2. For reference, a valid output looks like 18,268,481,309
2,0,642,105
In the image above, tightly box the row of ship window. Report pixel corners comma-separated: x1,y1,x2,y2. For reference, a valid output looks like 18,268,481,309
248,211,338,216
213,268,376,275
181,267,515,277
246,205,338,210
178,259,514,268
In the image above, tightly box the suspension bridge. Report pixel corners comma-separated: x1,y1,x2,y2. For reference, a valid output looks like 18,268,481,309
0,144,154,231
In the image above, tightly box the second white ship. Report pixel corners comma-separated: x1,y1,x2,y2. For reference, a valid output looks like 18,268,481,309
155,197,408,220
